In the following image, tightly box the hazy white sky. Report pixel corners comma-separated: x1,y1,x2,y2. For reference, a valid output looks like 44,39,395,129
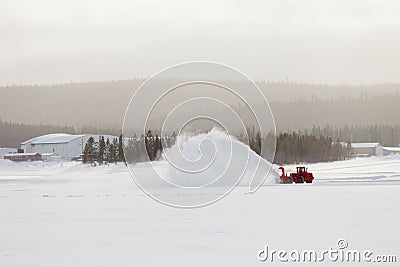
1,0,400,85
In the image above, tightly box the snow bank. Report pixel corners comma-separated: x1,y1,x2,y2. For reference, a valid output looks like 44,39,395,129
162,128,278,188
0,159,16,167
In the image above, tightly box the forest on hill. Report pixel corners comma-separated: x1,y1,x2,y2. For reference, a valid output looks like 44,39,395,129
0,80,400,131
1,80,400,164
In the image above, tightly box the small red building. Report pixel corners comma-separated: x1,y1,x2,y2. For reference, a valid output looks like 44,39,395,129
4,153,42,162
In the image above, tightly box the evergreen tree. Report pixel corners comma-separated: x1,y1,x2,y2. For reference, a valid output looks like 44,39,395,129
154,134,161,160
145,130,154,161
105,138,111,163
111,137,118,163
118,133,125,162
98,136,106,165
82,137,96,165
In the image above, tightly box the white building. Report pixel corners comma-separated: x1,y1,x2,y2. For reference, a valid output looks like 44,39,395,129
382,147,400,156
351,143,383,157
21,134,117,160
41,153,61,162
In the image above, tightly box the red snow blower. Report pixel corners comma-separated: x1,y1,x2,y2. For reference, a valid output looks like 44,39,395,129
278,166,314,184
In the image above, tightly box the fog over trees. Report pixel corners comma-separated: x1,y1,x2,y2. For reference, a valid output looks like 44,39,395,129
1,80,400,129
1,80,400,150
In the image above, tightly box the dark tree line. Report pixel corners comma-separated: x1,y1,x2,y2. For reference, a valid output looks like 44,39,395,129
82,130,176,165
240,127,351,165
1,117,395,166
124,130,176,164
121,128,351,166
271,132,351,165
0,119,75,148
82,134,125,165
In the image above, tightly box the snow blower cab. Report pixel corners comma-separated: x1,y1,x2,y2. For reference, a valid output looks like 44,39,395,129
279,166,314,184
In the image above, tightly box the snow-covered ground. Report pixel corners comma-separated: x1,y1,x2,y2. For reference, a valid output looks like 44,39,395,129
1,156,399,266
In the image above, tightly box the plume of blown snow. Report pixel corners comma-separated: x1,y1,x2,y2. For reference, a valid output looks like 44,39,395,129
162,128,278,188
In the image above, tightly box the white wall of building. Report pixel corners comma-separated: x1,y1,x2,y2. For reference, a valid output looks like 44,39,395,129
24,140,83,160
375,145,384,157
21,134,117,160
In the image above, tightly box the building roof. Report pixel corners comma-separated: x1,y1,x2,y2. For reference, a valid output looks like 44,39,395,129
351,143,380,148
21,133,119,145
4,153,41,156
383,147,400,152
21,134,87,145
